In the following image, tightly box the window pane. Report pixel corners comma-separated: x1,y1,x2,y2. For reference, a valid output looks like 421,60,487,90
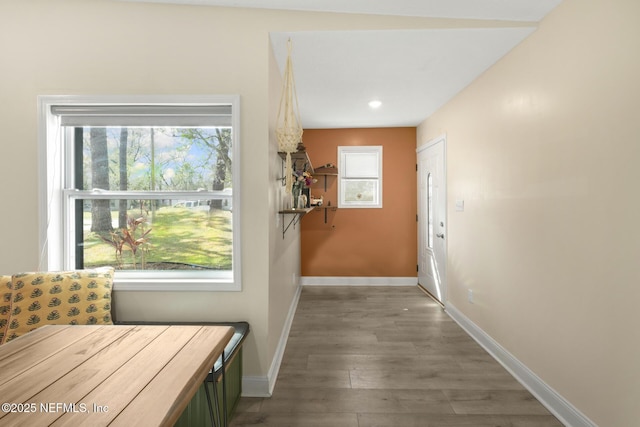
78,199,232,271
42,95,241,290
342,180,378,204
77,126,232,192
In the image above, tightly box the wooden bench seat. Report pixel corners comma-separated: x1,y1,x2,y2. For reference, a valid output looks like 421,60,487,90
114,320,250,425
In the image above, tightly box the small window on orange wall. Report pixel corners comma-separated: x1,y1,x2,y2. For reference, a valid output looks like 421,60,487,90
338,146,382,208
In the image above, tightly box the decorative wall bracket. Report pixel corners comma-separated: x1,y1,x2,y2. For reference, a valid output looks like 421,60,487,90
314,206,338,223
279,208,312,238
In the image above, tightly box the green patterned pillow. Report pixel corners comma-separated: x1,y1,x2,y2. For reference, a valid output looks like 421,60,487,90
2,268,114,344
0,276,12,344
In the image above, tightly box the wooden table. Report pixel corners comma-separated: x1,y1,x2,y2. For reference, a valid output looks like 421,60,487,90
0,324,234,426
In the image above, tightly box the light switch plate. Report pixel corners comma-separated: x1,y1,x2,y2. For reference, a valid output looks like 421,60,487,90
455,199,465,212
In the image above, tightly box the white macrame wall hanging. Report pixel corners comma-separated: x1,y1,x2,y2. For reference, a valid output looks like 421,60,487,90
276,38,303,194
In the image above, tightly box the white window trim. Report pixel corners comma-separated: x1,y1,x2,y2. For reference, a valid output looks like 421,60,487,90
338,145,383,209
38,95,242,292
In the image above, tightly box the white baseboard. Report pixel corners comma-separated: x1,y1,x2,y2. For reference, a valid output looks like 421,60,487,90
241,284,303,397
267,284,302,394
241,375,270,397
446,303,597,427
301,276,418,286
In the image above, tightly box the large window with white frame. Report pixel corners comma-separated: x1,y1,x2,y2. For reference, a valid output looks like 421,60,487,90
39,95,241,291
338,146,383,208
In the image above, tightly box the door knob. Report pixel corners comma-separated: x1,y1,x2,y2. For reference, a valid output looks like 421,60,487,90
436,233,445,239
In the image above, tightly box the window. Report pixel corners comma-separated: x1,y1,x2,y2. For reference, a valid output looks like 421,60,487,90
338,146,382,208
38,95,241,291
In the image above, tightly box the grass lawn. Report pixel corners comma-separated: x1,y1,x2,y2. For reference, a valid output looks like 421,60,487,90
83,206,232,270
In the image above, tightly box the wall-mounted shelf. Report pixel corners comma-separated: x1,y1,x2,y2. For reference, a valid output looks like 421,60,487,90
278,150,314,170
277,151,314,186
276,152,321,236
314,172,338,191
308,166,338,222
279,208,313,238
313,166,337,191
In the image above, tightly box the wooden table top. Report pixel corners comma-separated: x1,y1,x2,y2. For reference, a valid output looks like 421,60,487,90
0,324,234,427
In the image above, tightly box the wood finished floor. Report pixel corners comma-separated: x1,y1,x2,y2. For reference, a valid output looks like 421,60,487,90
230,286,564,427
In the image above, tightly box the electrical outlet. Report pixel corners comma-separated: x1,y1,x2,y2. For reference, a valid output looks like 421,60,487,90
468,289,474,304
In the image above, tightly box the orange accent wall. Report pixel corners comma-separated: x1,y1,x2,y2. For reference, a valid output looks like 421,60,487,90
301,128,417,277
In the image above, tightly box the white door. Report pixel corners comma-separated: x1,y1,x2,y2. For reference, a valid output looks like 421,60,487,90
417,137,446,304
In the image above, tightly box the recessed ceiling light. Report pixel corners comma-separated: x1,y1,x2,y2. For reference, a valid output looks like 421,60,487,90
368,100,382,109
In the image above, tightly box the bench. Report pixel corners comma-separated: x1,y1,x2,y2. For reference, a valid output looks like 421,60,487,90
114,321,250,426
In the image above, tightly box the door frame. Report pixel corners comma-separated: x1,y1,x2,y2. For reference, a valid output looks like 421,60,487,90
417,134,448,306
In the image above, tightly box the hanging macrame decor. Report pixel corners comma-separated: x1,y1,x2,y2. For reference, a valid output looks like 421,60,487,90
276,38,303,194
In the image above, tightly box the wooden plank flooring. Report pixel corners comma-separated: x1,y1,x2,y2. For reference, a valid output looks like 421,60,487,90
230,286,564,426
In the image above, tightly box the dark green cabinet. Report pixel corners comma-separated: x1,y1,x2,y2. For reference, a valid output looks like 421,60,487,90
174,348,243,426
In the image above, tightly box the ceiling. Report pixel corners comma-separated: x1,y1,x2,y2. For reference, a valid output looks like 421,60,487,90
120,0,564,128
270,28,539,128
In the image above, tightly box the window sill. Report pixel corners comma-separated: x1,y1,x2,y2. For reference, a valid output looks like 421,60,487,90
113,273,240,292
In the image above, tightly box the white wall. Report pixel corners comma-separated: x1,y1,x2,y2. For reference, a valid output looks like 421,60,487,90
266,37,303,393
418,0,640,425
1,0,274,381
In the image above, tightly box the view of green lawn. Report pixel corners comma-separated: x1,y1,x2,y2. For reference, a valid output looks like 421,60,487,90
82,206,232,270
